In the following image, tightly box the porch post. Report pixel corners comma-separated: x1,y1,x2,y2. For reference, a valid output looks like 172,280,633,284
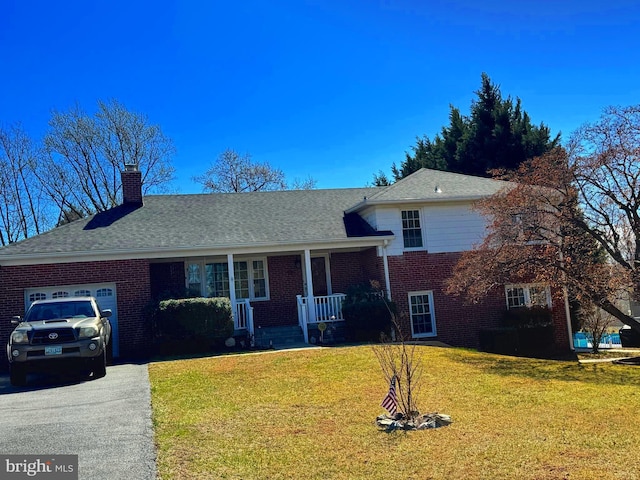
227,254,237,328
304,248,316,326
382,242,392,301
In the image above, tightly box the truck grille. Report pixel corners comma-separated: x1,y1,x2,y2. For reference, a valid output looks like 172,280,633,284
31,329,76,344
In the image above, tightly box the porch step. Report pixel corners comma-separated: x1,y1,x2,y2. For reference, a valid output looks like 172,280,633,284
255,325,305,348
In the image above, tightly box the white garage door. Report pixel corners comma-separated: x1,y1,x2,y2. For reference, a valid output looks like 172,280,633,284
24,283,119,357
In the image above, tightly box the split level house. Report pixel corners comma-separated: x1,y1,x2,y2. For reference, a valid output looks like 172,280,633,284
0,167,572,367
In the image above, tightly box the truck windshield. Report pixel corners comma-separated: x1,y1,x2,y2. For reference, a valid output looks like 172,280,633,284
25,301,95,321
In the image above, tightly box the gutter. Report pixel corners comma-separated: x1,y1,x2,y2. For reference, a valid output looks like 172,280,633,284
0,235,395,267
344,195,491,214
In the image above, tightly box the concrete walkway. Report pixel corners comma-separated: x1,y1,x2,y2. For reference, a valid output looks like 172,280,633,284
576,347,640,364
0,363,156,480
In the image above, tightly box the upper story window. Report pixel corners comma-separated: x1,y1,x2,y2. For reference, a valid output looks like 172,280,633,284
505,284,551,309
402,210,423,249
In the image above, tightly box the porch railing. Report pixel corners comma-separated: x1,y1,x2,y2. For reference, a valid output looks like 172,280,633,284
234,299,254,336
297,293,346,343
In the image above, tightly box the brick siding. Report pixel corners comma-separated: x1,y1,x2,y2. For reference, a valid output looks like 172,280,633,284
384,251,570,351
0,259,151,370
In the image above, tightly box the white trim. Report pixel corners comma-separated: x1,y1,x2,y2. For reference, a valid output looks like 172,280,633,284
401,208,426,251
345,195,493,214
504,283,552,309
186,256,270,302
0,237,394,267
301,253,332,296
408,290,437,339
382,243,391,301
304,249,316,324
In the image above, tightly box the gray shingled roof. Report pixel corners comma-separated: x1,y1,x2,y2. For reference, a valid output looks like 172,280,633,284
347,168,511,212
0,168,511,263
0,187,385,260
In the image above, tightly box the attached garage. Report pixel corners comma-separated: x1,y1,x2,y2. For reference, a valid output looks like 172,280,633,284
24,283,120,357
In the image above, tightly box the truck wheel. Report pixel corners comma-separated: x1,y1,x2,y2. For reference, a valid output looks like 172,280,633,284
10,364,27,387
93,349,107,379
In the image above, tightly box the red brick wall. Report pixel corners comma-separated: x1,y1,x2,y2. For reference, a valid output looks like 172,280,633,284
0,259,151,370
150,261,185,298
252,251,385,328
385,251,571,351
330,248,382,293
252,255,303,327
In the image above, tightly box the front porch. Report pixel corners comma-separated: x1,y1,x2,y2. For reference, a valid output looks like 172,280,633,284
151,243,392,346
233,293,346,346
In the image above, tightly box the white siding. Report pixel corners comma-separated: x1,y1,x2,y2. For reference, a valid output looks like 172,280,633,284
360,206,378,230
425,204,487,253
372,203,488,255
374,207,406,256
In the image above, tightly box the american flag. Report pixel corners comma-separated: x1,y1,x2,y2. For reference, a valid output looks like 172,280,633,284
380,375,398,416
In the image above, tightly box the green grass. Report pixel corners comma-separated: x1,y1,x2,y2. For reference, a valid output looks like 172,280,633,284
150,346,640,480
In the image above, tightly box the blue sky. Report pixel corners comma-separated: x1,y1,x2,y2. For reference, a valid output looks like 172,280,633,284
2,0,639,193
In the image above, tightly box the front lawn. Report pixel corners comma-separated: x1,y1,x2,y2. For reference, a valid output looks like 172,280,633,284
150,346,640,480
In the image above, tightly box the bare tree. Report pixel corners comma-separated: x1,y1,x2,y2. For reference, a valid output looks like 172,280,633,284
0,124,50,245
372,308,423,419
40,99,175,217
289,175,317,190
194,150,319,193
446,104,640,334
579,305,616,353
194,149,287,193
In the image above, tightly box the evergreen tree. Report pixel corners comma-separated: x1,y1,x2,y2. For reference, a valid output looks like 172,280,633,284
378,73,559,184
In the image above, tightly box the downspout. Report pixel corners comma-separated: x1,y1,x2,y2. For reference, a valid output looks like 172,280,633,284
382,240,392,301
563,286,574,351
559,250,574,351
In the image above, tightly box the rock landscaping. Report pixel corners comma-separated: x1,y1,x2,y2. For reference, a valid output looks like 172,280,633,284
376,412,452,431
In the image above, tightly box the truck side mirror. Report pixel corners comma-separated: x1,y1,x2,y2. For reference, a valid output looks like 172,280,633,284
101,309,112,318
11,316,22,325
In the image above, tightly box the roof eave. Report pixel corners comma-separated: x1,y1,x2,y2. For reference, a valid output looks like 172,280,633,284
0,235,396,266
345,195,487,213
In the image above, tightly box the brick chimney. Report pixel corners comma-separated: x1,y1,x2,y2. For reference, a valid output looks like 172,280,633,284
121,163,143,206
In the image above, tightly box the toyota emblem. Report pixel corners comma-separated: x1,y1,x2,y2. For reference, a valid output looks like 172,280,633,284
48,332,59,340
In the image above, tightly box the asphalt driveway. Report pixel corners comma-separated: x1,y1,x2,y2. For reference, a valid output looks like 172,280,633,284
0,363,156,479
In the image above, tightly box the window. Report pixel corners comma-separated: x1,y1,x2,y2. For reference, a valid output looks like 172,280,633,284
190,258,269,301
252,260,267,298
408,291,436,338
29,293,46,302
206,263,230,298
74,289,91,297
52,291,69,299
187,263,202,293
402,210,423,248
509,207,546,243
505,284,551,309
96,288,113,298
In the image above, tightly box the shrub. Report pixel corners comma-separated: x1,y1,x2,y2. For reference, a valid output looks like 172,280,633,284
342,283,396,341
497,306,554,356
503,306,552,329
154,297,234,352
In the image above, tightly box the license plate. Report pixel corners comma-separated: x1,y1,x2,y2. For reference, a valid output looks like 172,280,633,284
44,346,63,356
